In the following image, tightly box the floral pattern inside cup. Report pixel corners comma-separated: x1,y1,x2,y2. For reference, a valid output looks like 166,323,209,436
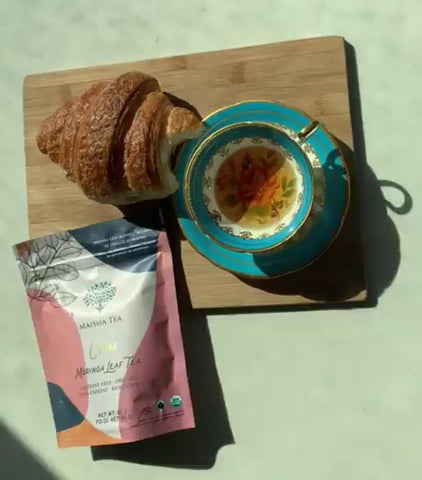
202,136,304,239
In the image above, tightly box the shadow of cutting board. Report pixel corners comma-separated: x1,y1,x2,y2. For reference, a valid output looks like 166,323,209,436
23,36,367,309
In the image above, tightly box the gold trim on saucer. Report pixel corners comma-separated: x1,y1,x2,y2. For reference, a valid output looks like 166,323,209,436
173,100,351,278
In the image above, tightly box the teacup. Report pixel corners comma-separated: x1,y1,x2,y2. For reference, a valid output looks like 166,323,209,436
184,121,325,253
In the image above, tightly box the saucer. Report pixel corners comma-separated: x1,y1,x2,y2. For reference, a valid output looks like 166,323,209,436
184,122,314,252
173,101,350,278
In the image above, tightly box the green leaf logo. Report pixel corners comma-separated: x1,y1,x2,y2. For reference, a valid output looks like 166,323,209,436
170,395,182,408
83,281,116,312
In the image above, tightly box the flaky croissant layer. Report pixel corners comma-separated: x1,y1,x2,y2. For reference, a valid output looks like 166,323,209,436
36,71,202,205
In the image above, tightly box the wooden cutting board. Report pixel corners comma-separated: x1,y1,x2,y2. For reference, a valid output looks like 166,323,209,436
23,36,367,309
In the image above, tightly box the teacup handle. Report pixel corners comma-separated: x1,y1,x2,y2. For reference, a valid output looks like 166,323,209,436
297,120,320,141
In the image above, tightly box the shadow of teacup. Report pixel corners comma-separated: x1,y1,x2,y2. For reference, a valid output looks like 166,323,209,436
240,138,412,306
357,169,411,304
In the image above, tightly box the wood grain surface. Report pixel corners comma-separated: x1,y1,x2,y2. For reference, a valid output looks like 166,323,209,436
23,35,366,309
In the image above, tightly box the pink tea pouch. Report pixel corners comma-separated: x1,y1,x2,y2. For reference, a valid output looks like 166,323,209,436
14,217,194,448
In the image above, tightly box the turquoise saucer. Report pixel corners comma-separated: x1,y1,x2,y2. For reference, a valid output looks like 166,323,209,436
173,101,350,278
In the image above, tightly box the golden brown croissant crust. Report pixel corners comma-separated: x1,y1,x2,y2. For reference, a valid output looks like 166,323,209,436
60,82,107,182
124,91,172,193
36,71,202,204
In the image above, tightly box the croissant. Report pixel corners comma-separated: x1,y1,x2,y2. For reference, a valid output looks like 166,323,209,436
36,71,202,204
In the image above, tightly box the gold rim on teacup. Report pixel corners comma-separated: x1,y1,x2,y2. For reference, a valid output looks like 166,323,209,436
183,121,318,253
298,120,321,141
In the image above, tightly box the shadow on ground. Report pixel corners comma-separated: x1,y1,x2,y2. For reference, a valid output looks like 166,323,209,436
0,422,59,480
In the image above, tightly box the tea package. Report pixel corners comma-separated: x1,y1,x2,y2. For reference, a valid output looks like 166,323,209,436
14,217,194,447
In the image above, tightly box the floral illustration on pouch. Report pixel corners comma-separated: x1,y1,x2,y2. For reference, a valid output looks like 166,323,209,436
14,232,82,306
83,282,116,312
